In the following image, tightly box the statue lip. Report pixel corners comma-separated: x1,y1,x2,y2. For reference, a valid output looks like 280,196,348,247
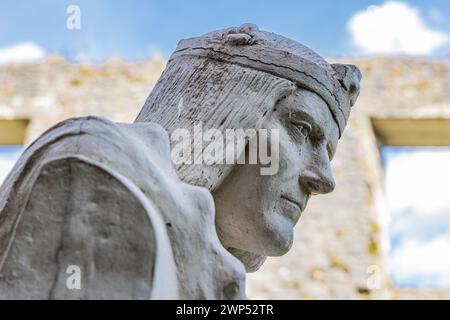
280,195,305,222
281,195,305,210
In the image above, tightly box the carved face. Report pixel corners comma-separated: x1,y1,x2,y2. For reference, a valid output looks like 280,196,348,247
213,89,340,272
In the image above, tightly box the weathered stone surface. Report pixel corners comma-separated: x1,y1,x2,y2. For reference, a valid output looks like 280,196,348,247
1,158,160,299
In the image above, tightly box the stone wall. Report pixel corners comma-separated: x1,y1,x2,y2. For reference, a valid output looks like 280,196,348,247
0,56,166,143
1,56,450,299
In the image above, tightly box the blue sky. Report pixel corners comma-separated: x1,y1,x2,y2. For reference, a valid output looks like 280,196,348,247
1,0,450,63
0,146,23,182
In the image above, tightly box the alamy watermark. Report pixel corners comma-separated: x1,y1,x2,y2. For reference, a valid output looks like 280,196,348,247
66,265,81,290
66,5,81,30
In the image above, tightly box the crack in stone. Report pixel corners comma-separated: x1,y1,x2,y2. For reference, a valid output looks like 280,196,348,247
173,46,342,107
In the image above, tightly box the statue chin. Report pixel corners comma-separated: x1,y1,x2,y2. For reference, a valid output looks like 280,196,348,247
227,247,267,273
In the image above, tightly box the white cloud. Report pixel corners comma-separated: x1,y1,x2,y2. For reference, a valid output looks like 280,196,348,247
390,235,450,287
348,1,449,55
0,42,46,65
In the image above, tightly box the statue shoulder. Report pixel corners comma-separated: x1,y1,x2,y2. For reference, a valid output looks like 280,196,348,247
0,117,179,299
0,155,178,299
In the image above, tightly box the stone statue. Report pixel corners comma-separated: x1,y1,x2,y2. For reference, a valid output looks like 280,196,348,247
0,24,361,299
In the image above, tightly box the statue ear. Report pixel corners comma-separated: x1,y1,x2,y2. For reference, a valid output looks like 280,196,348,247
331,64,362,106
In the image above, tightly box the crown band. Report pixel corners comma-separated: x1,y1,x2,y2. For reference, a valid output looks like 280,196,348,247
170,38,354,136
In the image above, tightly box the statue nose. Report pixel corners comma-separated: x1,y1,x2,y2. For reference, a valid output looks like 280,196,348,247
299,167,335,195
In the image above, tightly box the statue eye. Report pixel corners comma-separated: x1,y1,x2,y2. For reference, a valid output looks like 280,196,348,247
290,120,312,140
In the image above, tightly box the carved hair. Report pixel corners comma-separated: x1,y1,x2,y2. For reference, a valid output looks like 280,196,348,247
135,55,295,191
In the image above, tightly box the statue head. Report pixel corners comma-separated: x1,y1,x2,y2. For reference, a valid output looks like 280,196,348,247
135,24,361,271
